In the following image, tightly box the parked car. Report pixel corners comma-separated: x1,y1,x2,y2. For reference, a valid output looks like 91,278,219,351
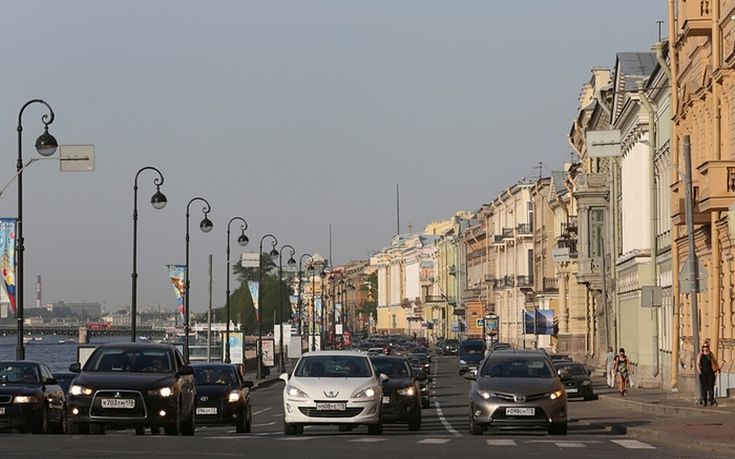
369,356,425,430
466,350,567,435
192,363,253,433
554,362,595,400
0,361,66,433
52,371,77,395
458,339,485,375
280,351,384,435
66,342,196,436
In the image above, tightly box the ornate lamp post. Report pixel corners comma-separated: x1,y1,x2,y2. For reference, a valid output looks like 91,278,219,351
297,254,314,350
15,100,58,359
225,217,249,363
131,167,167,343
184,197,213,363
319,268,327,350
257,234,278,379
277,244,296,372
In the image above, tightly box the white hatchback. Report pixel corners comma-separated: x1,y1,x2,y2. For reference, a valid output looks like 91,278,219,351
280,351,385,435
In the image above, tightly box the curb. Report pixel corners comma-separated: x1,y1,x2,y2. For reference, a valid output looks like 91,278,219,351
597,393,722,417
252,376,283,391
627,425,734,457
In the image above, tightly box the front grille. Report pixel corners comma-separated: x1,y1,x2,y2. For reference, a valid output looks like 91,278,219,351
298,407,364,418
0,395,12,404
90,391,147,419
492,392,547,402
564,380,578,388
491,407,549,421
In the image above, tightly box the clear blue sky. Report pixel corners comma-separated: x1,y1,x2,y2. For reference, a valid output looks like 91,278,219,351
0,0,665,313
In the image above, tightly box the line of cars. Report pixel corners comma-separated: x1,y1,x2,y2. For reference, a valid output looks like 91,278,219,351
0,342,253,435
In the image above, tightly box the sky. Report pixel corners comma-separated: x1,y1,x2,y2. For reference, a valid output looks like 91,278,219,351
0,0,665,313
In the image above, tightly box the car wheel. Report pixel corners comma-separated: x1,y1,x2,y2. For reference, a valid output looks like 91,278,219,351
150,426,160,435
32,406,49,434
367,423,383,435
422,398,430,409
68,421,89,435
549,421,568,435
245,408,252,433
283,421,299,435
235,409,247,434
165,403,181,435
408,415,421,431
181,408,195,436
469,413,482,436
89,424,105,435
135,426,146,435
54,408,68,435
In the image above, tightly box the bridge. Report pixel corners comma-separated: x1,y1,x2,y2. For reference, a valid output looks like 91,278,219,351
0,325,168,338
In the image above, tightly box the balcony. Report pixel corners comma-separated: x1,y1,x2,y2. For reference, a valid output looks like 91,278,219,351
517,275,533,289
681,1,712,38
424,295,445,304
671,181,710,226
495,277,506,289
696,160,735,212
556,238,578,256
517,223,533,236
492,234,505,245
543,277,559,291
484,274,494,284
502,228,514,239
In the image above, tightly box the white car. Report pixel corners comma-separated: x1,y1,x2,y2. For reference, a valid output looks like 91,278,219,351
280,351,385,435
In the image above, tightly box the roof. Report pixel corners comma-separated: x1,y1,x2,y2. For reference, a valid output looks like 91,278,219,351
300,350,367,358
616,52,657,90
551,171,568,196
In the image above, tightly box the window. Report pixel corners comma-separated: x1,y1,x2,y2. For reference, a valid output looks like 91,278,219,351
589,208,605,257
294,356,372,378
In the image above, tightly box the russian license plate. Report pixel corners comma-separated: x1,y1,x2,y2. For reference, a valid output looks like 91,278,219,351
196,407,217,415
382,396,391,404
101,398,136,409
315,402,346,411
506,407,534,416
565,388,578,393
0,407,5,415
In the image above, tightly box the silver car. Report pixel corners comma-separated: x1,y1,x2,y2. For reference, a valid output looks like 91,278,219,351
466,350,568,435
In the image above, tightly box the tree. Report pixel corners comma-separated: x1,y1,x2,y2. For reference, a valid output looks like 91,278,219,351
359,271,378,320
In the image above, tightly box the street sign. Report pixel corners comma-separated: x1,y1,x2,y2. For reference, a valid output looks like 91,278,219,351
552,247,570,262
241,252,260,268
586,130,622,157
641,286,663,308
59,145,95,172
679,255,707,294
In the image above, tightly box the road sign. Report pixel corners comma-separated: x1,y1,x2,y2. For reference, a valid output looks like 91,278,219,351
679,255,707,294
586,130,622,157
241,252,260,268
552,247,570,262
59,145,95,172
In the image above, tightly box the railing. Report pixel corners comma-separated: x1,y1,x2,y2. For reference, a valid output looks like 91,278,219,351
517,223,533,235
516,275,533,287
424,295,445,303
502,227,514,238
556,238,578,254
543,277,559,291
492,234,505,244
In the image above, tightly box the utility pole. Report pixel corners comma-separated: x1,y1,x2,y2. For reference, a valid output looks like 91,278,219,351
396,183,400,235
683,136,701,400
207,254,212,362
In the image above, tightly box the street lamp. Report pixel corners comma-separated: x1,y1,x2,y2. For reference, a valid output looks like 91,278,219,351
15,100,58,359
319,268,327,350
225,217,249,363
257,234,278,379
184,197,213,363
278,244,296,372
131,166,167,343
297,254,314,351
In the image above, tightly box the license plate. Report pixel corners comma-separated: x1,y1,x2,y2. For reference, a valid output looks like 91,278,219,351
101,399,136,409
196,407,217,415
565,388,578,393
382,396,391,404
315,402,346,411
0,407,5,415
506,407,534,416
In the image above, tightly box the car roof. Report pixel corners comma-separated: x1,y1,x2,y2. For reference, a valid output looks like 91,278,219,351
368,355,409,362
93,342,177,351
487,349,547,357
301,350,368,358
190,362,238,367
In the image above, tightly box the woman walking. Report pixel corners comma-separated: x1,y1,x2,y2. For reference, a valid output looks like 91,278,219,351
614,348,633,396
696,343,720,406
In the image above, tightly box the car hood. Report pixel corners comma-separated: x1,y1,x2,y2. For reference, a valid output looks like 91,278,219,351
381,378,415,394
287,376,378,399
195,384,237,398
459,355,484,363
476,377,560,394
0,384,41,395
74,372,177,390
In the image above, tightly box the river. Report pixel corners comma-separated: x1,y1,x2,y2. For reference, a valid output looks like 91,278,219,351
0,334,124,372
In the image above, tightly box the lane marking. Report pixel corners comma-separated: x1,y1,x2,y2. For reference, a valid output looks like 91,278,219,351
555,442,586,448
348,438,388,443
611,439,656,449
251,407,273,416
486,439,517,446
278,436,319,441
417,438,450,444
433,400,461,437
253,421,277,427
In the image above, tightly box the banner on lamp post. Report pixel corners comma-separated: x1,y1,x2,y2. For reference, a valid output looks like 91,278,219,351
247,281,260,320
289,295,299,335
0,218,17,316
166,264,186,319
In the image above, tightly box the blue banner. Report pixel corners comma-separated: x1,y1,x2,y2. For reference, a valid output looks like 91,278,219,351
247,281,260,320
166,264,186,319
0,219,17,315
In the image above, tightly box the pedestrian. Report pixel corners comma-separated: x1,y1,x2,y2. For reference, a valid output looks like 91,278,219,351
613,348,632,396
696,342,721,406
605,346,616,388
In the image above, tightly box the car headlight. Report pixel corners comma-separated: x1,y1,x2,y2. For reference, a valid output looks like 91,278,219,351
582,380,591,386
147,387,174,397
549,390,564,400
459,360,467,364
13,395,38,404
397,386,416,396
478,391,494,400
353,387,379,398
228,391,241,403
286,385,309,398
69,385,93,396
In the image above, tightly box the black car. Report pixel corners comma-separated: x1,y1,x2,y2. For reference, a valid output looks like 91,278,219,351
0,361,66,433
441,339,459,355
192,363,253,433
458,339,485,375
408,358,430,408
369,356,425,430
52,371,77,395
407,353,431,375
66,342,196,436
548,353,572,365
555,362,595,400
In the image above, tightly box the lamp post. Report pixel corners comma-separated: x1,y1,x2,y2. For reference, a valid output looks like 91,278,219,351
319,268,327,350
257,234,278,379
184,197,213,363
225,217,249,363
131,167,167,343
277,244,296,372
310,265,319,352
297,254,314,350
15,100,58,360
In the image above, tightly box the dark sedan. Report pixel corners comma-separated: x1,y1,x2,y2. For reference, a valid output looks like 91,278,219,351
369,356,424,430
0,361,66,433
555,362,595,400
192,363,253,433
408,358,430,408
66,342,196,436
52,371,77,395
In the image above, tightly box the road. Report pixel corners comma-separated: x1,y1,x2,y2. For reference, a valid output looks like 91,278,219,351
0,356,721,458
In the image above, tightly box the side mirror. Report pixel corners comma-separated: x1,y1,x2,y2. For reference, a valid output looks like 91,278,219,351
379,373,390,383
179,365,194,376
44,378,58,386
415,371,427,382
464,371,477,380
587,370,592,377
69,362,81,373
243,380,254,389
279,372,289,383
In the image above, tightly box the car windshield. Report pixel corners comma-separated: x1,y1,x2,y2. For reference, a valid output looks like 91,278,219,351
481,358,554,378
558,364,587,376
460,344,484,355
0,362,39,384
54,374,76,392
370,358,412,378
84,348,173,373
294,355,372,378
194,366,239,385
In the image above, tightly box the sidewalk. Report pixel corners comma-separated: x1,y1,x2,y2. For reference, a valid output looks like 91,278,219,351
594,375,735,456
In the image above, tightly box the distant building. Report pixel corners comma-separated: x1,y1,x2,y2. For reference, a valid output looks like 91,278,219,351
51,301,102,321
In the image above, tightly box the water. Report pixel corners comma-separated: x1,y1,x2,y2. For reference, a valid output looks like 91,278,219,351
0,334,124,372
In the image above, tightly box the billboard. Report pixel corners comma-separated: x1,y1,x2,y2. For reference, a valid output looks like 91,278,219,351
524,309,554,335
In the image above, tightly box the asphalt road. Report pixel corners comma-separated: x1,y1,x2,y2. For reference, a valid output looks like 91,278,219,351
0,356,721,458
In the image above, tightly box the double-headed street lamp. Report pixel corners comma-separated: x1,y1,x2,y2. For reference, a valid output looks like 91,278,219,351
131,167,167,343
225,217,249,363
277,244,296,372
257,234,278,379
184,197,213,363
16,100,58,359
297,254,315,350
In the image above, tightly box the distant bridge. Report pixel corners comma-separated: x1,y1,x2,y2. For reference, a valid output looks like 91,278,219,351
0,325,168,338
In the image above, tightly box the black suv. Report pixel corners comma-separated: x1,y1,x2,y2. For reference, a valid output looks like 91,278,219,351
66,343,196,435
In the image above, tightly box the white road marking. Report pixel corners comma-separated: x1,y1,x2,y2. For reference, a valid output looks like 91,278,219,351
254,421,277,427
279,436,319,441
611,439,656,449
251,407,273,416
348,438,388,443
417,438,450,444
433,400,461,437
205,436,255,440
555,442,586,448
486,439,517,446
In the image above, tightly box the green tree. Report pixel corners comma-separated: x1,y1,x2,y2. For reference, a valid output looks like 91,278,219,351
359,271,378,319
